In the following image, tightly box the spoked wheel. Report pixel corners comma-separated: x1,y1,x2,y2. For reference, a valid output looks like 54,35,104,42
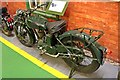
14,22,35,47
62,36,100,73
2,20,12,36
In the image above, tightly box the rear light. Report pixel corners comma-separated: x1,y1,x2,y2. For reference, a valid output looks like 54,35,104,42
106,49,112,55
103,49,112,58
7,17,14,22
7,17,12,22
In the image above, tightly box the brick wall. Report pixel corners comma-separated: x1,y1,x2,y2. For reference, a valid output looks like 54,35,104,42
1,2,119,62
1,2,26,16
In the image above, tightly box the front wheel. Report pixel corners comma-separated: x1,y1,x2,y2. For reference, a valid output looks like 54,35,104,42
14,22,35,47
61,36,100,73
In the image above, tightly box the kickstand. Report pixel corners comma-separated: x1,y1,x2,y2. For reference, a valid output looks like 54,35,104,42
69,67,75,78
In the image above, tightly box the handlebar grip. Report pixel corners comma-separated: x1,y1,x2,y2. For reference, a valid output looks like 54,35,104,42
37,3,47,8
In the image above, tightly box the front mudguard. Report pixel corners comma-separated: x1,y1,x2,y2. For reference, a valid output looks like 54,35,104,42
59,30,106,64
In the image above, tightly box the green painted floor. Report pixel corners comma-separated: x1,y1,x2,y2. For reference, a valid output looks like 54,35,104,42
1,42,58,78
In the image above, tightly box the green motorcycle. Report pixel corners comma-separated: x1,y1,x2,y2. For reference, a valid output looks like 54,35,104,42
14,4,107,78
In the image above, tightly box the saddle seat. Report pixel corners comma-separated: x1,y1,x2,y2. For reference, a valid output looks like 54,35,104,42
46,20,66,34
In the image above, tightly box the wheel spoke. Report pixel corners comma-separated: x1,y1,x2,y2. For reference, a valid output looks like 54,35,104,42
63,38,94,66
62,36,100,73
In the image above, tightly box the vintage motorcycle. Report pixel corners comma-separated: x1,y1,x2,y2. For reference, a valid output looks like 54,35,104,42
0,7,14,36
14,4,107,78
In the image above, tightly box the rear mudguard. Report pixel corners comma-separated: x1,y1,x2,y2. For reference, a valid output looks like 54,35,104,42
59,30,106,64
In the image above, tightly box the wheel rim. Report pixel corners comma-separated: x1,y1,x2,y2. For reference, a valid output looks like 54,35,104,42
16,25,31,45
2,21,12,36
80,49,93,66
2,21,8,31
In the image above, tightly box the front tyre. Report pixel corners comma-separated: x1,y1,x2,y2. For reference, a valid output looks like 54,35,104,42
14,22,35,47
62,36,100,73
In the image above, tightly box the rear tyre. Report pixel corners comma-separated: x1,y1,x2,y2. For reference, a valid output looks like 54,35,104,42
118,71,120,80
62,36,100,73
14,22,35,47
2,20,12,36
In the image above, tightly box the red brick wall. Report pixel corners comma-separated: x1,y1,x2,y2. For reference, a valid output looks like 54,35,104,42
1,2,26,16
1,2,119,62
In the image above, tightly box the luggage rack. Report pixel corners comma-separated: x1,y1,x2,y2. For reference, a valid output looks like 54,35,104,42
75,27,104,43
74,27,104,41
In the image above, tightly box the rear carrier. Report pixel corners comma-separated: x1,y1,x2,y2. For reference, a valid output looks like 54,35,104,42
75,27,104,42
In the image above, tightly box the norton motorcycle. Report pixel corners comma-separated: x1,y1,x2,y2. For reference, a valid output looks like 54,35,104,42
0,7,14,36
14,4,107,78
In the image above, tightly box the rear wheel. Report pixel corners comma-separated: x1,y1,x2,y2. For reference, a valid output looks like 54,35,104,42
118,71,120,80
14,22,35,47
62,36,100,73
2,20,12,36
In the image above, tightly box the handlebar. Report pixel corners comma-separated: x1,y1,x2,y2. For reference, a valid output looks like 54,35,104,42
16,4,47,17
27,3,47,14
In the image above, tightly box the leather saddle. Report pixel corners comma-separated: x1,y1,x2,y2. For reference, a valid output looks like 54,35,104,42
46,20,66,34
